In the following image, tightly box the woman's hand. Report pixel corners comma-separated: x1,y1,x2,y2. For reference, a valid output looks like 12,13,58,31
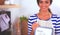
30,22,39,35
32,22,39,31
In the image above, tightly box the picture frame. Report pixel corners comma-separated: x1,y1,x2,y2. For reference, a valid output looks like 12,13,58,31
0,11,11,35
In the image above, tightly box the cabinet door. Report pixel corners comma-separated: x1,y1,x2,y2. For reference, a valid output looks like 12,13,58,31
0,0,5,5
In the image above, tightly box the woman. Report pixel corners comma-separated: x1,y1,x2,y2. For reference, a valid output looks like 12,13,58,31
28,0,60,35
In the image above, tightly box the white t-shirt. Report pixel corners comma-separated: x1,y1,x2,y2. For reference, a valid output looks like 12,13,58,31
28,14,60,35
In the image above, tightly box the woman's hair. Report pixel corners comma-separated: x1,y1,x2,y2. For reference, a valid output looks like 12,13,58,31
37,0,52,13
48,8,52,13
37,0,52,4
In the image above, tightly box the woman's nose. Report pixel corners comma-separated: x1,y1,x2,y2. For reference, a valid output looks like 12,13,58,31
42,3,47,6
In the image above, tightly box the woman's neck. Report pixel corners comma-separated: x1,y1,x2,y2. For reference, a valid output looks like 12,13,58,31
37,10,52,20
39,10,50,15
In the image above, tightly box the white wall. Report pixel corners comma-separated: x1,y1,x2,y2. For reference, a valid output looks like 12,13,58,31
8,0,21,23
50,0,60,15
20,0,60,16
9,0,60,23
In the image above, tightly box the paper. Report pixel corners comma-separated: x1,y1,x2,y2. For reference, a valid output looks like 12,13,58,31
35,27,53,35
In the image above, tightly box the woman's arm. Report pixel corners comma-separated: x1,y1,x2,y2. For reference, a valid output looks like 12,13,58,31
30,29,34,35
30,22,39,35
28,14,39,35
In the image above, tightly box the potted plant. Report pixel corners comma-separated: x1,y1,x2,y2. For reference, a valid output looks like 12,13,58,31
20,16,28,35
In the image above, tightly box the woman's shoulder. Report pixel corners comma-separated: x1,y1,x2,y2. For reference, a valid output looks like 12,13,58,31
28,14,37,19
28,14,38,22
52,14,60,19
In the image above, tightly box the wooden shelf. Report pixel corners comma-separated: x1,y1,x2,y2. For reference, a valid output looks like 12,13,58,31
0,4,20,8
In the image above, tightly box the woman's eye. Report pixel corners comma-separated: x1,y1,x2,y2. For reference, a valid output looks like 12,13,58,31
39,1,49,4
39,1,43,3
45,1,49,4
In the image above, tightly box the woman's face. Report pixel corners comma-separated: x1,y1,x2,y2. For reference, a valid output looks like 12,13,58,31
38,0,50,11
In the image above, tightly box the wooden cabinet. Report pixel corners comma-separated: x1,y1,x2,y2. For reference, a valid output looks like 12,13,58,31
0,4,20,8
12,18,21,35
0,0,5,5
